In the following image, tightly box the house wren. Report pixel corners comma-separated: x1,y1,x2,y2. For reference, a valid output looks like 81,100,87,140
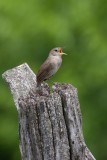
37,47,67,85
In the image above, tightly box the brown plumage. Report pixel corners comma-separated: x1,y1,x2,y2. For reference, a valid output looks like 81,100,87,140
37,47,66,85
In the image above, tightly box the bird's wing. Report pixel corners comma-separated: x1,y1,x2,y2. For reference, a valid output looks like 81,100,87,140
37,58,54,84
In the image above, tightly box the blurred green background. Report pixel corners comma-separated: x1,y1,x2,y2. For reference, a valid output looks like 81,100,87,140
0,0,107,159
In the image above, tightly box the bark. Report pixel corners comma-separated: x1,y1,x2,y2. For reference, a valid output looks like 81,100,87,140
2,63,96,160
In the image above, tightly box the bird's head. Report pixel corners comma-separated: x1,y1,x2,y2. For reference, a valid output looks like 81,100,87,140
49,47,67,57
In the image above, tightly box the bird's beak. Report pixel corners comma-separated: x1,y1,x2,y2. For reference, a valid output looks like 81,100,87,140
59,48,67,55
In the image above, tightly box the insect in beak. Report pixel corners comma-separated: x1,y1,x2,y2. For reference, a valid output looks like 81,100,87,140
59,48,67,55
61,52,67,55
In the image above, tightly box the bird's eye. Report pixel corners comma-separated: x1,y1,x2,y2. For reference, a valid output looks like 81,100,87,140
54,49,58,52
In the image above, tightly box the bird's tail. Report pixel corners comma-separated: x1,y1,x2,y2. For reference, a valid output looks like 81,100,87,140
36,77,42,87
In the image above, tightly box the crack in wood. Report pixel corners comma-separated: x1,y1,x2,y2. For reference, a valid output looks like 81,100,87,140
2,63,96,160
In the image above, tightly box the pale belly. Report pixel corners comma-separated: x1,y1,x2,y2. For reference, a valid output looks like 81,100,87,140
49,56,62,77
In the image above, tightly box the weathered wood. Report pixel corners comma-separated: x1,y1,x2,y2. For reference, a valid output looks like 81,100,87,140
2,63,96,160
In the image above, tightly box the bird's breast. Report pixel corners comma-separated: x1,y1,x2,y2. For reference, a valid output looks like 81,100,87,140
50,56,62,73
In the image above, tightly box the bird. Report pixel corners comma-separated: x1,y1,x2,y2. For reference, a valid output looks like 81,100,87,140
37,47,67,86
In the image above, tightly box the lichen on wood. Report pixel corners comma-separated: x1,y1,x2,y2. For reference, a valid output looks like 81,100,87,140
2,63,96,160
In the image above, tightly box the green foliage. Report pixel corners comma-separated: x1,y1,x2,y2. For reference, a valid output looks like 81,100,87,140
0,0,107,159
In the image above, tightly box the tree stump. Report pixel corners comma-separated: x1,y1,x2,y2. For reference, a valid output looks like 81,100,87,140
2,63,96,160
